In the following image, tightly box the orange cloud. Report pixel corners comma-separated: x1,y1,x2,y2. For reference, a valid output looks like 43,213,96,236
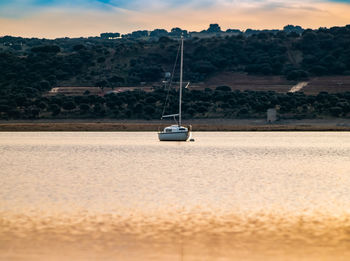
0,1,349,38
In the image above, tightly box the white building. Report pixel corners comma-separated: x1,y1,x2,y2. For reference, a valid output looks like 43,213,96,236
267,108,277,123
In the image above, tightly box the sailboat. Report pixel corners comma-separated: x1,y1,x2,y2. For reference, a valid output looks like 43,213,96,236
158,36,191,141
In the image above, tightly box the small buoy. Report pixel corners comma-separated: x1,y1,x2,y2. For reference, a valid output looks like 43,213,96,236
190,138,195,142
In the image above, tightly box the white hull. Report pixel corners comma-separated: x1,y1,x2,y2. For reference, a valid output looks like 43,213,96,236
158,131,190,141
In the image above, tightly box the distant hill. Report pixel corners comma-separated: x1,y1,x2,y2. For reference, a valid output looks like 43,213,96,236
0,24,350,120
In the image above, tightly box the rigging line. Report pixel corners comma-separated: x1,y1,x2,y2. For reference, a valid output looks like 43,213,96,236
161,42,181,118
161,43,181,118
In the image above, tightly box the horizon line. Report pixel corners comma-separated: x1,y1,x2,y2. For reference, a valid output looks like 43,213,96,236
1,23,349,40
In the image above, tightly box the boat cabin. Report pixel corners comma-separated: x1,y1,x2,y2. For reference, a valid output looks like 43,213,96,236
163,125,188,133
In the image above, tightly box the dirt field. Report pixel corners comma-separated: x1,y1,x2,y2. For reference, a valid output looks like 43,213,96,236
45,73,350,97
303,76,350,94
192,72,350,94
197,72,293,92
45,86,154,96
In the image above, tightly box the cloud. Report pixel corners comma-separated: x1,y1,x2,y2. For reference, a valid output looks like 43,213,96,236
0,0,117,18
1,0,350,17
0,0,349,38
326,0,350,2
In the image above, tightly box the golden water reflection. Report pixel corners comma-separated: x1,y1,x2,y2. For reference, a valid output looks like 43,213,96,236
2,210,350,261
1,132,350,260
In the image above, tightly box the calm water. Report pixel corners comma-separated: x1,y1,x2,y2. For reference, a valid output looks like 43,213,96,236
1,132,350,261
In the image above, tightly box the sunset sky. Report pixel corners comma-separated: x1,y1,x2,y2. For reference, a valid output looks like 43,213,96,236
0,0,350,38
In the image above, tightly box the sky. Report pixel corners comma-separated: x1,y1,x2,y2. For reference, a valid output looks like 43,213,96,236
0,0,350,38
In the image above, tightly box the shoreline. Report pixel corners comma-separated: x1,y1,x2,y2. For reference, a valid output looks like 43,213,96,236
1,118,350,131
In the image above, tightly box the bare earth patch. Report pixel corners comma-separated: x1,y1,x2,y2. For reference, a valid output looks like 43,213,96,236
191,72,350,94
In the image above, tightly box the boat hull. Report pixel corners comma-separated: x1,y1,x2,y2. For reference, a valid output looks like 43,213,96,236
158,131,190,141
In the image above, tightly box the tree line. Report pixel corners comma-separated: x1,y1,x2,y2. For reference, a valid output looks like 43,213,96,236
1,87,349,120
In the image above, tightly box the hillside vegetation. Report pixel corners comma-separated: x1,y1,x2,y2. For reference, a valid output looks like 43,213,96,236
0,24,350,120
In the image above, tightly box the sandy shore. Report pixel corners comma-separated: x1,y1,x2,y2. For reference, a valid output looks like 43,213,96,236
0,118,350,131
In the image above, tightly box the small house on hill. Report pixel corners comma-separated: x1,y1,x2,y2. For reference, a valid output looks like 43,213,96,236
267,108,277,123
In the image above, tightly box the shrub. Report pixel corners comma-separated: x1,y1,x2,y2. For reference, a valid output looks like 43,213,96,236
62,101,76,111
216,86,231,92
330,106,343,116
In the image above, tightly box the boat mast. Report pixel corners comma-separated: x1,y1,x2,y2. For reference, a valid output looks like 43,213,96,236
179,35,184,126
